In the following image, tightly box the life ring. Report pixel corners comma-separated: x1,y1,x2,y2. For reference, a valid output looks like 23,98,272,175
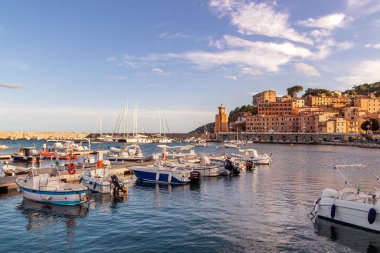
68,163,77,175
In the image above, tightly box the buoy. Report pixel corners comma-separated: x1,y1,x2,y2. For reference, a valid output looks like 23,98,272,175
331,204,336,219
368,208,377,224
68,163,77,175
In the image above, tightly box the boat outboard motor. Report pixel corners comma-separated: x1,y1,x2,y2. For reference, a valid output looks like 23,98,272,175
245,161,254,171
224,159,240,176
110,175,125,195
189,171,201,184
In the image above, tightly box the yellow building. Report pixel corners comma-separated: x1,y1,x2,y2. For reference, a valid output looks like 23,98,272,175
319,118,347,133
214,105,229,133
304,94,350,108
353,95,380,114
252,90,277,105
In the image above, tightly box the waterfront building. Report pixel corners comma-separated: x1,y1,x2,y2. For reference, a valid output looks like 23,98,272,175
342,107,367,120
246,114,318,133
214,105,229,134
353,94,380,114
304,94,350,108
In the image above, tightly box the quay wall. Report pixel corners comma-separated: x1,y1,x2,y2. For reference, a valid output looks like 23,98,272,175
217,132,380,143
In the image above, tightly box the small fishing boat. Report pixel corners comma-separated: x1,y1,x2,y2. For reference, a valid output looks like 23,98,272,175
231,149,272,165
312,164,380,233
16,168,88,206
1,163,31,176
80,168,128,194
131,162,198,184
11,147,38,163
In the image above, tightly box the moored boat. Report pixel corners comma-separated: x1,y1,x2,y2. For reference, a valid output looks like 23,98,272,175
80,168,128,194
108,144,144,162
16,168,88,206
131,163,195,184
11,147,38,163
312,164,380,233
1,163,31,176
231,149,272,165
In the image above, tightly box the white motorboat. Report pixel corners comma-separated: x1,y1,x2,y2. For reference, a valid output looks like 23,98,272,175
80,168,128,194
157,145,197,160
16,168,88,206
312,164,380,233
108,144,144,162
231,149,272,165
170,156,220,177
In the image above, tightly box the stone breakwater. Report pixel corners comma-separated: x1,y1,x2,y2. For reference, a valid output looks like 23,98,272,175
0,131,89,140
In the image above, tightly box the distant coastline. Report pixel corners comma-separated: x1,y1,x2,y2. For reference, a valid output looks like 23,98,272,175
0,131,88,140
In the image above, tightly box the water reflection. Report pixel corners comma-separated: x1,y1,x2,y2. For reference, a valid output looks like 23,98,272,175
314,218,380,253
89,192,129,210
19,198,89,242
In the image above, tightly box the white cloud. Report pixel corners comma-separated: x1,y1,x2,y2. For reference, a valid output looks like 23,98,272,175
158,32,189,39
294,63,321,77
310,29,331,38
336,60,380,85
209,0,312,45
338,41,355,51
365,43,380,49
0,83,24,89
152,67,170,76
179,36,313,73
346,0,380,15
226,75,238,80
110,75,128,80
298,13,349,30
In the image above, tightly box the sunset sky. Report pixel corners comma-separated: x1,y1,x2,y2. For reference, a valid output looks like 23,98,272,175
1,0,380,132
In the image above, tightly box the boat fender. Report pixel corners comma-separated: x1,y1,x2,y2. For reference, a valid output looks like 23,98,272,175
79,177,83,183
168,173,172,183
368,208,377,224
331,204,336,219
93,182,97,190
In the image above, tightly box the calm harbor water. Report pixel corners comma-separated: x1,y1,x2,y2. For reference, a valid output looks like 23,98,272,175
0,141,379,252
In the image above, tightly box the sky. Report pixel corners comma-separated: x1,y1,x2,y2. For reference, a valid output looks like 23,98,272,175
0,0,380,133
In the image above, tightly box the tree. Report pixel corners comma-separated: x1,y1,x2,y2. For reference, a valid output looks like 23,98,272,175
287,85,304,97
302,88,332,97
361,119,380,133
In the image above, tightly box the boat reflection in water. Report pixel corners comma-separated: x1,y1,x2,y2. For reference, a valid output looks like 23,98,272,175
19,198,89,236
314,218,380,253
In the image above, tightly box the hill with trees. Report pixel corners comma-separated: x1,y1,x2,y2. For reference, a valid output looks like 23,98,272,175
343,82,380,97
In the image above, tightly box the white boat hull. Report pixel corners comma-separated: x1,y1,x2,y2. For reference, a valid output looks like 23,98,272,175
316,197,380,232
81,175,112,194
17,185,87,205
